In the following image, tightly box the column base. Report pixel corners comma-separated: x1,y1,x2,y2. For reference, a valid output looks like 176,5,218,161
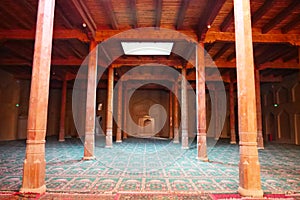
105,145,113,148
214,137,219,140
181,146,189,149
83,156,95,160
238,186,263,197
197,157,209,162
20,184,46,194
173,140,179,144
257,147,264,150
58,139,65,142
230,141,236,144
116,140,122,143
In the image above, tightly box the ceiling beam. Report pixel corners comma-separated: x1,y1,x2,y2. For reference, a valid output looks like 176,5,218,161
0,4,32,29
251,0,274,25
205,31,300,45
155,0,163,28
256,45,291,65
226,51,235,61
129,0,138,28
102,0,119,30
281,14,300,34
71,0,97,38
258,60,300,70
198,0,226,41
220,8,234,32
176,0,190,30
212,43,233,60
262,1,300,34
56,4,73,29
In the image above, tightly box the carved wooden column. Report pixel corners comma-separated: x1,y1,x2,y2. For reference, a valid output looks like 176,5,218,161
116,81,122,143
181,67,189,149
229,81,236,144
58,75,67,142
196,42,208,161
106,66,114,147
255,70,264,149
169,91,173,139
123,84,128,139
20,0,55,193
234,0,263,197
83,40,98,160
173,80,179,143
214,89,219,140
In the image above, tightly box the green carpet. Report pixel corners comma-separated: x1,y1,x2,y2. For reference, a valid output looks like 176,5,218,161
0,137,299,195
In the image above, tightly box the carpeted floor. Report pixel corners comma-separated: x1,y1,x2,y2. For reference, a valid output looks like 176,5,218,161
0,137,299,197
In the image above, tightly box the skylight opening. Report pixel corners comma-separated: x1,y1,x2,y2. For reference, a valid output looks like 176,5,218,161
121,42,174,55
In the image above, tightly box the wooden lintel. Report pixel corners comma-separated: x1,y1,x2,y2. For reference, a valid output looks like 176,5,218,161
258,61,300,70
205,31,300,45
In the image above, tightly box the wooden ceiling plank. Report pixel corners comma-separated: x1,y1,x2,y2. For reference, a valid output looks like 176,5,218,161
198,0,226,41
251,0,274,25
155,0,163,28
129,0,138,28
212,43,233,60
68,41,85,59
282,14,300,34
220,8,234,32
102,0,119,30
226,51,236,61
176,0,190,30
56,4,74,29
0,5,32,29
262,1,300,34
71,0,97,37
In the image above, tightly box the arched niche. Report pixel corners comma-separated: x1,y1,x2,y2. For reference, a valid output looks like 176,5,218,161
292,83,300,102
277,87,289,104
266,113,276,141
278,111,291,140
265,91,273,106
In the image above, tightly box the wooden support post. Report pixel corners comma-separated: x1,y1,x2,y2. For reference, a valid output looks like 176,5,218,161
123,84,128,139
173,80,179,143
255,70,264,149
83,40,98,160
298,46,300,64
214,89,219,140
229,81,236,144
196,42,208,161
234,0,263,197
20,0,55,194
169,91,173,139
106,66,114,147
181,67,189,149
58,75,67,142
116,82,122,143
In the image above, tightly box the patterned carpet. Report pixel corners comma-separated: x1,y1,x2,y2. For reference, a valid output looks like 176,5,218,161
0,136,299,197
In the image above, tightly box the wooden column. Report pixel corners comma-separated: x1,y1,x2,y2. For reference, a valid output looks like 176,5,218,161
255,70,264,149
58,75,67,142
229,81,237,144
298,46,300,64
106,66,114,147
169,91,173,139
214,89,219,140
123,84,128,139
173,81,179,143
116,81,122,143
181,67,189,149
196,43,208,161
234,0,263,197
20,0,55,193
83,40,98,160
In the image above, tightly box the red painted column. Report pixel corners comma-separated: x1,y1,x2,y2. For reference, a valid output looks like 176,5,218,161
83,40,98,160
196,42,208,161
58,75,67,142
255,70,264,149
20,0,55,193
106,66,114,147
229,81,237,144
173,80,179,143
169,91,174,139
116,81,122,143
234,0,263,197
181,67,189,149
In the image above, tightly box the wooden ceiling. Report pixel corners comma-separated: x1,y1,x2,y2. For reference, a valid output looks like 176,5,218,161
0,0,299,87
